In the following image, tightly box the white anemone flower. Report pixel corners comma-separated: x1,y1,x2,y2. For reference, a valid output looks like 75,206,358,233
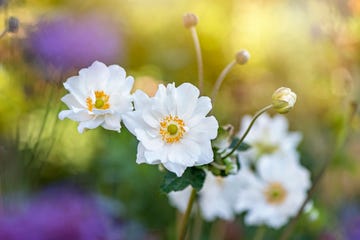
235,155,311,228
58,61,134,133
237,113,302,166
168,171,239,221
123,83,218,177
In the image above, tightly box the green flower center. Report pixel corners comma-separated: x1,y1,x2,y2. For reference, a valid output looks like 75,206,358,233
95,99,105,108
264,182,287,205
159,115,186,144
254,142,279,155
167,124,178,135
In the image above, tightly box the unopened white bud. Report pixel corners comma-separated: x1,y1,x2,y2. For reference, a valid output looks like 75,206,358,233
235,50,250,65
272,87,296,114
183,13,198,28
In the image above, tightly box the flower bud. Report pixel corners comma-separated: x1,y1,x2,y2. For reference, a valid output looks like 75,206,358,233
7,16,19,33
183,13,198,28
272,87,297,114
235,50,250,65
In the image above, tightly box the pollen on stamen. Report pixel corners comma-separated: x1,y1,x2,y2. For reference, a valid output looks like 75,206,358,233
159,115,186,144
86,90,110,112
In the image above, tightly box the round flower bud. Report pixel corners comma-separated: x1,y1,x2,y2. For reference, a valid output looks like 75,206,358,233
7,16,19,33
235,50,250,65
272,87,297,114
183,13,198,28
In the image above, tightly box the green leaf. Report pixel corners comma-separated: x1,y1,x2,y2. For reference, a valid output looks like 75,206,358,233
229,138,251,151
160,167,206,193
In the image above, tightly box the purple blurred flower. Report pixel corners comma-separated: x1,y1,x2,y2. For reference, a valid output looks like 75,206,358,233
0,189,121,240
340,203,360,240
28,14,123,70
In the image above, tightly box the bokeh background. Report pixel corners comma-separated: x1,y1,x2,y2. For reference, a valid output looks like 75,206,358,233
0,0,360,239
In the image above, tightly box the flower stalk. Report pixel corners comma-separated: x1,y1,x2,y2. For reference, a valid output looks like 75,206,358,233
190,27,204,94
211,50,250,104
183,13,204,93
222,104,273,159
211,60,236,103
178,188,197,240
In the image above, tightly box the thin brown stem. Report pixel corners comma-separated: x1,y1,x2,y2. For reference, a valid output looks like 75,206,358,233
190,27,204,94
211,60,236,104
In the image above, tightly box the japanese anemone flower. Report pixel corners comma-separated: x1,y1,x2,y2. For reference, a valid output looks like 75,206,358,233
168,171,239,221
237,113,302,167
123,83,218,177
59,61,134,133
235,155,311,228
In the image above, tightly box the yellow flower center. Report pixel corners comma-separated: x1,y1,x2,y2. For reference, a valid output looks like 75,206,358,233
264,182,287,205
86,90,110,112
159,115,186,144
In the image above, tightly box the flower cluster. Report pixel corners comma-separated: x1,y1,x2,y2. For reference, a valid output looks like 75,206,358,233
59,61,218,176
58,52,304,235
168,114,311,228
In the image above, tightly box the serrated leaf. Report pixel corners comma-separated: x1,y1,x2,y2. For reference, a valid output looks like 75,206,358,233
160,167,206,193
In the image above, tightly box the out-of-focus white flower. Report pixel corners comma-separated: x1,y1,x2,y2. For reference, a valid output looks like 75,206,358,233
272,87,297,114
235,156,311,229
237,113,301,166
123,83,218,177
168,171,239,221
58,61,134,133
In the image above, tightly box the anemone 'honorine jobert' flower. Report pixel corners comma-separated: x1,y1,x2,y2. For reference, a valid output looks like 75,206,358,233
168,171,239,221
58,61,134,133
235,156,311,228
237,113,302,167
123,83,218,177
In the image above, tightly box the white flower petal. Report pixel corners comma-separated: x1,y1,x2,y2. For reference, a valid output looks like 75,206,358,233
60,94,85,109
163,161,187,177
132,90,151,110
102,114,121,132
77,118,104,133
143,150,166,164
79,61,109,90
135,129,163,150
58,109,92,122
175,83,199,118
122,112,147,136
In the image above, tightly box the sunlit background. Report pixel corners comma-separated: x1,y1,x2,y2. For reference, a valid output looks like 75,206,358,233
0,0,360,239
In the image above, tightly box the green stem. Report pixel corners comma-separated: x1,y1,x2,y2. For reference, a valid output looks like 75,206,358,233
178,188,197,240
222,104,273,159
190,27,204,94
191,201,203,240
254,225,266,240
211,60,236,104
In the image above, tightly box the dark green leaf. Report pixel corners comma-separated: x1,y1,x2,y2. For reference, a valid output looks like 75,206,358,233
230,138,251,151
160,167,206,193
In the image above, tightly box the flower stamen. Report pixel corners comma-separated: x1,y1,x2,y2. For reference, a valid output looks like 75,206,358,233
86,90,110,112
160,115,186,143
264,182,287,205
